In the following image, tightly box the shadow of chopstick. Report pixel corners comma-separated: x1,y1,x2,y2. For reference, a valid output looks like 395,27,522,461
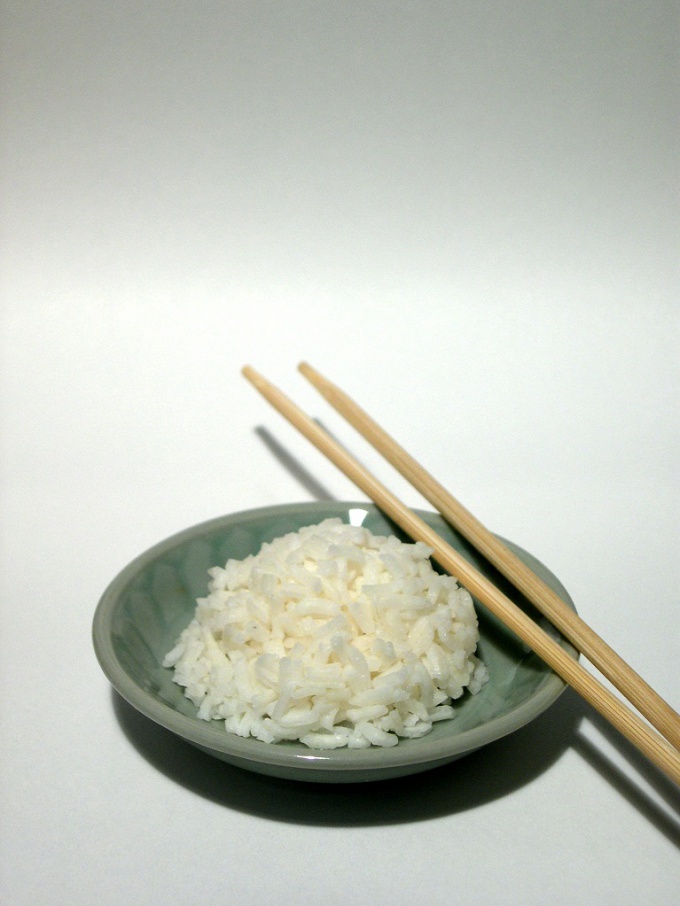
573,699,680,821
255,425,337,501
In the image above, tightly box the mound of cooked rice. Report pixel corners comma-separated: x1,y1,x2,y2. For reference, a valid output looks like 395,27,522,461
163,518,488,749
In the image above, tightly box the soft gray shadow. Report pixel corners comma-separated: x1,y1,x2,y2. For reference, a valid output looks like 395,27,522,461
570,698,680,826
112,687,676,841
255,426,336,500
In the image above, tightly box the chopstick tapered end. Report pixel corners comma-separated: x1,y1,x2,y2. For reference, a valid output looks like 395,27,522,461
297,361,315,380
298,361,333,394
242,365,266,389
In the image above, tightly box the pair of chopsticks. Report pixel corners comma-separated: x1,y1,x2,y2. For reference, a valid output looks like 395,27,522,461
242,363,680,786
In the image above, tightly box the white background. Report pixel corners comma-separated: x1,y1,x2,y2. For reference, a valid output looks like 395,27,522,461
1,2,678,904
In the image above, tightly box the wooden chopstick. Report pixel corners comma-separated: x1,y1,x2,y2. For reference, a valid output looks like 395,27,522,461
297,362,680,753
242,365,680,786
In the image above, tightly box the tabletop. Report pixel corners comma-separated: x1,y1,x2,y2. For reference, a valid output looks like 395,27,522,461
1,3,678,904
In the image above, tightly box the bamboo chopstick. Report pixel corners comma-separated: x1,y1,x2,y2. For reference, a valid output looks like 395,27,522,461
242,365,680,786
297,362,680,753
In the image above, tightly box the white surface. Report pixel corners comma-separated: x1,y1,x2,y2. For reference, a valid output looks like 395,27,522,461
1,2,678,904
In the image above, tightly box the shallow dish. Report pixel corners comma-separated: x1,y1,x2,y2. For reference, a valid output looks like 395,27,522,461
93,501,578,783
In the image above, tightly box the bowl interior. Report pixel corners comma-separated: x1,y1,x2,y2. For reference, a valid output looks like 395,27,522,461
94,502,577,782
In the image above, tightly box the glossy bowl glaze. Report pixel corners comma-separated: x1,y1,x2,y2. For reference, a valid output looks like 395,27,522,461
93,501,578,783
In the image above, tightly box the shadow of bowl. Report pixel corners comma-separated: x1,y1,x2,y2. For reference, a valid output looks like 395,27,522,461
113,680,585,826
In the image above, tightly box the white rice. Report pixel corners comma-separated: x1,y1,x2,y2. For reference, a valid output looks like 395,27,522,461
163,518,488,749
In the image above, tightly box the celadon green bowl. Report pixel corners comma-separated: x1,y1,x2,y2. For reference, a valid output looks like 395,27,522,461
93,502,578,783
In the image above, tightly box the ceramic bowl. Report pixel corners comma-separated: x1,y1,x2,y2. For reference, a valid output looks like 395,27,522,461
93,501,577,783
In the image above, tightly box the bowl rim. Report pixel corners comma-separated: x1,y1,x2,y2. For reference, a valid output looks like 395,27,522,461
92,501,576,774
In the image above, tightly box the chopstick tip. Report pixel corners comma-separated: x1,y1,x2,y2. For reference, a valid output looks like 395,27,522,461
241,364,262,386
298,361,327,388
